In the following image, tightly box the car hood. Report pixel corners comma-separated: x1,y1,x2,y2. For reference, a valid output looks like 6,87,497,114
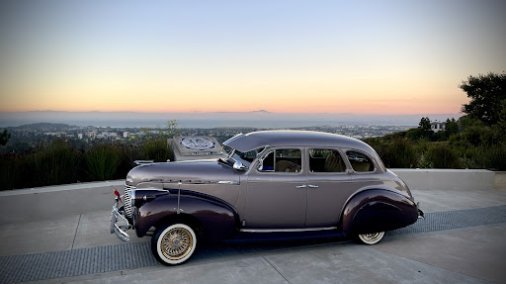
126,159,241,187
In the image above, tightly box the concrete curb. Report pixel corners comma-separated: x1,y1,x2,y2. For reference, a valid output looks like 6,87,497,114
0,181,123,224
0,180,124,197
392,169,495,191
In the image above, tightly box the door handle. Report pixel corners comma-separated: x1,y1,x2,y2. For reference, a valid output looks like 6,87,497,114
296,184,319,189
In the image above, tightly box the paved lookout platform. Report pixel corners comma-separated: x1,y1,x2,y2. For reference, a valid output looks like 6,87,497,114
0,170,505,283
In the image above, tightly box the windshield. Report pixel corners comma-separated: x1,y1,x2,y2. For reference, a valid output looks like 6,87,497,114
223,147,264,169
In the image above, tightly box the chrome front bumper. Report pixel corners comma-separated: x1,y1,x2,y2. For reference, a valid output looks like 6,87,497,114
110,202,131,242
417,202,425,219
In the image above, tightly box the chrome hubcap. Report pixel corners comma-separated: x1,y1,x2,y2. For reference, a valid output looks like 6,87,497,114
362,232,381,241
358,231,385,245
161,227,193,260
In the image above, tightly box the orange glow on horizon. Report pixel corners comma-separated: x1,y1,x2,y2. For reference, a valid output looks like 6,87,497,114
0,98,467,115
0,73,470,115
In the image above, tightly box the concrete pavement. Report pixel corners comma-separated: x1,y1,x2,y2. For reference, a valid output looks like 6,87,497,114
0,171,505,283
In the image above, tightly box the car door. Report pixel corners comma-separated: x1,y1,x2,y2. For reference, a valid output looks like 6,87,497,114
242,148,307,229
304,148,358,227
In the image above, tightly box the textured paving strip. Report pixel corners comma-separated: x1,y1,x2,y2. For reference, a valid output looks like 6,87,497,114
1,205,505,284
392,204,506,235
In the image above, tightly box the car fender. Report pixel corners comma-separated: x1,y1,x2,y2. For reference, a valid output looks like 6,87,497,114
340,189,419,234
135,190,239,242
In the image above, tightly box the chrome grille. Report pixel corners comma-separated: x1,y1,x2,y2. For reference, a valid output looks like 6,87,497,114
123,185,135,218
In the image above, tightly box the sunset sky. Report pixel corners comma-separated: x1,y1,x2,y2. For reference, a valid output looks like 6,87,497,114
0,0,505,115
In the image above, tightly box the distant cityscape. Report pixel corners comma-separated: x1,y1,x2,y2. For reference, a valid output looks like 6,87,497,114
0,111,459,128
1,122,411,154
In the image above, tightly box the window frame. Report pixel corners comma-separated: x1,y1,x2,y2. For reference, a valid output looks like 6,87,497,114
345,150,376,173
307,148,348,174
255,147,304,174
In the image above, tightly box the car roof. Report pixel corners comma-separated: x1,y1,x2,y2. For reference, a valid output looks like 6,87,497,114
223,130,376,154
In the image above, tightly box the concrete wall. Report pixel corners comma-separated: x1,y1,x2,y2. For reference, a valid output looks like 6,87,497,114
391,169,495,191
0,180,123,224
0,170,498,224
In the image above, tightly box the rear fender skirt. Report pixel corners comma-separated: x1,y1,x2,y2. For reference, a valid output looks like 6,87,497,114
341,189,419,234
135,192,239,241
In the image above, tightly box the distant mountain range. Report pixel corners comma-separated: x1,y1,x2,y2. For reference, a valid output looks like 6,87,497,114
11,122,78,131
0,111,462,128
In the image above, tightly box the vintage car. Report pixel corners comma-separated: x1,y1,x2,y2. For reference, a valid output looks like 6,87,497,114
111,130,423,265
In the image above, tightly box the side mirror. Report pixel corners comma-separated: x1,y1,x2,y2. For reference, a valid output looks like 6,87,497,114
233,161,247,171
257,159,264,171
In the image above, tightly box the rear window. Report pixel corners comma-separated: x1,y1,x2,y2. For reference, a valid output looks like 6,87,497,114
346,151,374,172
309,149,346,172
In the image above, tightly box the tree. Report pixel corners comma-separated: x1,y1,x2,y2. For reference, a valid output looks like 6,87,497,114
0,129,10,146
461,72,506,125
445,118,459,136
166,120,179,138
418,117,433,139
419,117,431,130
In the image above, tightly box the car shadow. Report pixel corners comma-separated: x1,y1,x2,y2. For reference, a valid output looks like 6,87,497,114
186,231,353,265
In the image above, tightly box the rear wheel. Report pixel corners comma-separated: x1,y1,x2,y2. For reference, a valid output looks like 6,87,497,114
151,223,197,265
357,231,385,245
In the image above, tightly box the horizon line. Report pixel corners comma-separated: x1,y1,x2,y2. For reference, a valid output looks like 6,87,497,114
0,110,464,116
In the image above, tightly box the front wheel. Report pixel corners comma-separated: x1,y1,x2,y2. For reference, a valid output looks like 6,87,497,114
151,223,197,265
357,231,385,245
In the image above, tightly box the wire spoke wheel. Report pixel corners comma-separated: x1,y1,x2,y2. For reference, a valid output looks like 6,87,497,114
152,223,197,265
357,231,385,245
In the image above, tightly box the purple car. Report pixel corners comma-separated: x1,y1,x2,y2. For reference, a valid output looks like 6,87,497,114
111,130,423,265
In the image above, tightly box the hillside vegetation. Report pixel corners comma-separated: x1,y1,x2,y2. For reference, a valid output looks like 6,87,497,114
0,135,175,190
365,116,505,169
366,72,506,170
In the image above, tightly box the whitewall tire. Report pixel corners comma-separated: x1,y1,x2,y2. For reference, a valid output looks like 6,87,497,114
357,231,385,245
151,223,197,265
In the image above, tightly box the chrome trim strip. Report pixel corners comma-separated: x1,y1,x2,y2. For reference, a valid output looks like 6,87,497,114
177,182,181,214
217,180,236,184
163,180,240,185
240,226,338,233
130,188,167,192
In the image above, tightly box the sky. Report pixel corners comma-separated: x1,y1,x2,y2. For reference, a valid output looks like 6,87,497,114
0,0,505,115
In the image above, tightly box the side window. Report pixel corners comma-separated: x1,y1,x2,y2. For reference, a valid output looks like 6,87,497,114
309,149,346,172
259,149,301,173
346,151,374,172
260,151,275,171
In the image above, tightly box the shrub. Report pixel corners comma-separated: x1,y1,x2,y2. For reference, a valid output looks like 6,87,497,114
84,144,122,180
115,144,142,178
367,138,417,168
29,140,81,186
383,138,417,168
426,143,462,168
0,154,21,190
485,144,506,170
142,138,174,162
